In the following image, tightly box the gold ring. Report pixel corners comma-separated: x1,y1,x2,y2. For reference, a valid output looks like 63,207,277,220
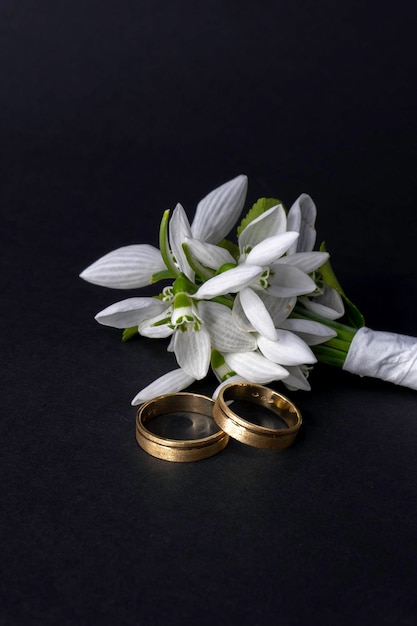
136,392,229,462
213,382,302,449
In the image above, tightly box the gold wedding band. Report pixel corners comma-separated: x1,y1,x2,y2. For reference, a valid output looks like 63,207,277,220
136,392,229,462
213,382,302,449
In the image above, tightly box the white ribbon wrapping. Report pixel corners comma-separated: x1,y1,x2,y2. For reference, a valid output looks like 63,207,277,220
343,327,417,390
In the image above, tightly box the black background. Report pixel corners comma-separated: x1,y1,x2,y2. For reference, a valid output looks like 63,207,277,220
1,1,417,624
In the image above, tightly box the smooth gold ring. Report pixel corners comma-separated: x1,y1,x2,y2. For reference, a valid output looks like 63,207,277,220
213,382,302,449
136,392,229,462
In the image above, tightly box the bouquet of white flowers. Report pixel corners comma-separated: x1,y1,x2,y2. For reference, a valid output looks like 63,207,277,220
80,175,417,404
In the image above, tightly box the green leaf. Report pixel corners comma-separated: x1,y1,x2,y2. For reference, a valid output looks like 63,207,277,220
341,293,366,329
237,197,282,236
122,327,138,342
318,241,344,293
319,241,365,329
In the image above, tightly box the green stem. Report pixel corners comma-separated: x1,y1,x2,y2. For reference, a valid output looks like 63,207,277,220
122,327,138,342
292,305,360,368
159,210,179,276
323,337,352,352
150,269,175,283
182,242,215,283
210,295,234,309
312,345,347,367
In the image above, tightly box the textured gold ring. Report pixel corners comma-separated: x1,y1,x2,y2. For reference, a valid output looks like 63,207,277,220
136,392,229,462
213,382,302,449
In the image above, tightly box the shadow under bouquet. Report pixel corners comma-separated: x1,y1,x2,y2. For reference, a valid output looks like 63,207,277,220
80,175,417,404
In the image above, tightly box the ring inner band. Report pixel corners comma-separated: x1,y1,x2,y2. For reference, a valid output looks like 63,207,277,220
213,383,302,449
136,393,229,462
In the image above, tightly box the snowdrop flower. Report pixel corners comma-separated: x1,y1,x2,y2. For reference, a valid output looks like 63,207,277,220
97,295,260,404
279,317,337,345
298,285,345,320
211,348,290,391
95,274,211,382
256,330,317,366
212,353,313,397
94,294,201,405
189,204,322,340
132,300,259,404
211,324,320,394
287,194,344,319
80,175,249,399
80,175,248,288
209,319,318,396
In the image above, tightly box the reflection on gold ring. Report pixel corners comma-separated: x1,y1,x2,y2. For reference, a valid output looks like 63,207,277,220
213,382,302,449
136,392,229,462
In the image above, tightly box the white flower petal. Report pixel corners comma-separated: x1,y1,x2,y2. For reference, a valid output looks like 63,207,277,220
317,285,345,312
257,331,317,366
169,203,194,280
194,265,263,299
223,351,289,383
184,237,235,270
80,245,165,289
238,204,287,251
287,194,317,254
95,298,168,329
191,175,248,243
139,311,174,338
198,300,257,352
234,290,295,329
278,251,329,273
299,286,345,320
245,232,299,266
268,264,316,297
280,318,337,345
131,368,196,405
298,299,342,320
258,292,297,326
282,366,312,391
173,327,211,379
239,287,278,341
286,201,300,239
232,292,254,332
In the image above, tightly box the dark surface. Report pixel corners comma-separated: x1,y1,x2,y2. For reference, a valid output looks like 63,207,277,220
1,1,417,624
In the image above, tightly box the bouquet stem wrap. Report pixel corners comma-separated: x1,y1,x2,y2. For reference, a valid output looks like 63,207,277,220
343,327,417,390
